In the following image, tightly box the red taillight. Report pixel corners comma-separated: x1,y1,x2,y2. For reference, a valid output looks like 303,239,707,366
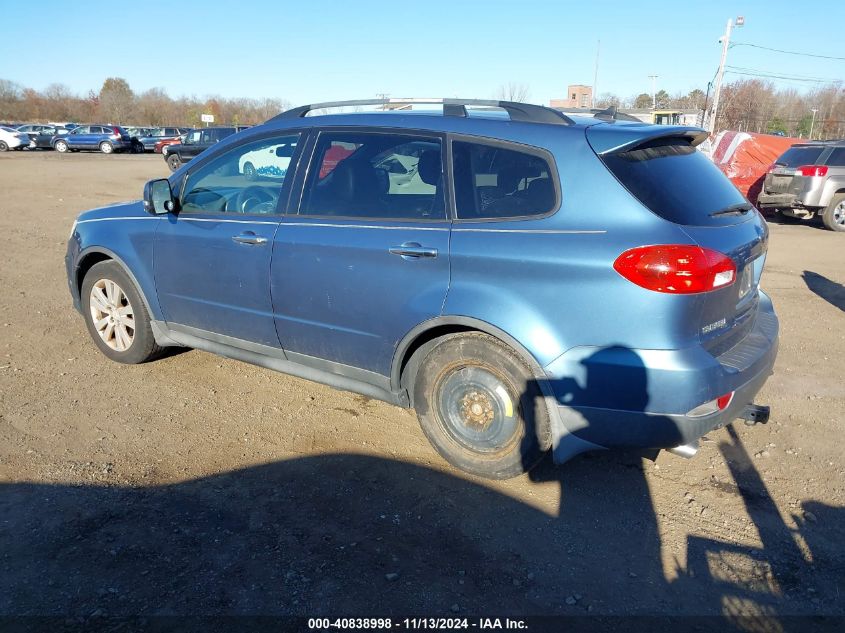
796,165,828,177
613,245,736,294
717,392,734,410
112,127,121,136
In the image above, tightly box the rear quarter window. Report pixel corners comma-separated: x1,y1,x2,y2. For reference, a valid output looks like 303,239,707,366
825,147,845,167
601,139,748,226
452,139,558,219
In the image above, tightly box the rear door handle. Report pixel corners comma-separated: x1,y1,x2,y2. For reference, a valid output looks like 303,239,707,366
232,231,268,246
389,242,438,259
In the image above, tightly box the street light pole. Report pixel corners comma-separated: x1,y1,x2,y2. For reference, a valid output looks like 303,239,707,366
810,108,818,139
648,74,658,109
708,16,743,134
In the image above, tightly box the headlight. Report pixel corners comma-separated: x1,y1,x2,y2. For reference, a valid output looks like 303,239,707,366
68,220,78,241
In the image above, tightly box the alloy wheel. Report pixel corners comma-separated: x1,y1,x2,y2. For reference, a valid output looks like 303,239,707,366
89,279,135,352
834,200,845,226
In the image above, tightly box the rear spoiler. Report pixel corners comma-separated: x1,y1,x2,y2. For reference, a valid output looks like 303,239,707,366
587,126,710,156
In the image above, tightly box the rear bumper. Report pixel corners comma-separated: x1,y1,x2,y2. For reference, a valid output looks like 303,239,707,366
546,291,779,462
757,192,797,208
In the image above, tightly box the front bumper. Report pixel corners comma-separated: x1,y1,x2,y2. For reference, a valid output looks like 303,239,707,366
546,292,779,462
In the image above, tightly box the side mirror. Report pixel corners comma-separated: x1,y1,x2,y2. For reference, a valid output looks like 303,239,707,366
143,179,177,215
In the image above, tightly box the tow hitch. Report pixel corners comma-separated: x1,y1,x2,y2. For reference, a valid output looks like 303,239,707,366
740,404,770,426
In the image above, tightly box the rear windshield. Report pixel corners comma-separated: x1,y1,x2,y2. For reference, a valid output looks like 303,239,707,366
776,145,825,167
601,139,747,226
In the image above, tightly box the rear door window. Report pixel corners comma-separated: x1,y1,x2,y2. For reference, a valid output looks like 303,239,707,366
452,140,558,219
776,145,825,167
300,131,445,220
601,138,748,226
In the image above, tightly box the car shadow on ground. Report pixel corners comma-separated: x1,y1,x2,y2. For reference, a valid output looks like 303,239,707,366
802,270,845,312
1,347,842,630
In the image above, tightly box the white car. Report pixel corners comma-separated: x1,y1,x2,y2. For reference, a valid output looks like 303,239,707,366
0,126,30,151
239,142,295,180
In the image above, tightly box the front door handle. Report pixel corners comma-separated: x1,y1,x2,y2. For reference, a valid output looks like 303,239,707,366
389,242,438,259
232,231,268,246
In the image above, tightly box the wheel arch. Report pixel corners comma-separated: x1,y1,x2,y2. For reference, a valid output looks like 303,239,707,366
392,316,549,397
76,247,157,319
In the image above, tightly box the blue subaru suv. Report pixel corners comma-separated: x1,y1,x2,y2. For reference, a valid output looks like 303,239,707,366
65,98,778,479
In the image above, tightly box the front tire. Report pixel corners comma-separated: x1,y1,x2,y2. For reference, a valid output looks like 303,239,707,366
821,194,845,232
167,154,182,172
54,140,69,153
413,333,551,479
0,141,8,152
81,261,162,364
99,141,114,154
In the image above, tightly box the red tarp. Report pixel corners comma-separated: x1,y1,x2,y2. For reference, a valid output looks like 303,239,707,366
709,131,802,205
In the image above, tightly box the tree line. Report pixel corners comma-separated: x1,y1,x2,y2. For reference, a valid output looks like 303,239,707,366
3,76,842,139
0,77,290,127
595,81,844,139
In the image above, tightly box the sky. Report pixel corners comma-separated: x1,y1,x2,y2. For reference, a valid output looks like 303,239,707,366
1,0,843,106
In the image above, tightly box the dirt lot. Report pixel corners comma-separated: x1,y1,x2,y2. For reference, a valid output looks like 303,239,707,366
0,152,843,622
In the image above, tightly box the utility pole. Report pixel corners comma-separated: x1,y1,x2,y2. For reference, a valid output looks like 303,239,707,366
592,40,600,108
810,108,818,139
648,74,658,109
708,16,744,134
376,92,390,110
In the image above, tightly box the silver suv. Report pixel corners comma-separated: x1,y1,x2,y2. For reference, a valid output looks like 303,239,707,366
758,141,845,231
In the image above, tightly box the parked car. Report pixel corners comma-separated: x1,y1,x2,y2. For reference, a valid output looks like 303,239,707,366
66,98,778,479
26,125,69,149
52,125,133,154
17,123,66,137
757,140,845,231
132,127,190,152
155,132,188,156
239,140,295,179
164,126,244,171
124,127,155,153
0,126,30,151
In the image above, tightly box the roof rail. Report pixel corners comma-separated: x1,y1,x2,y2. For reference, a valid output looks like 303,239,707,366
592,106,641,122
552,106,642,123
268,98,574,126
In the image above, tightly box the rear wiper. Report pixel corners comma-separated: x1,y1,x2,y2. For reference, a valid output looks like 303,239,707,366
710,202,753,217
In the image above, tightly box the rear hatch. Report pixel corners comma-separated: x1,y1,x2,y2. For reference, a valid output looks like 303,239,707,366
764,144,825,195
588,127,768,356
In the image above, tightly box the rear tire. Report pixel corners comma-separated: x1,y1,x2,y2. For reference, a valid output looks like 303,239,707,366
167,154,182,172
99,141,114,154
81,261,162,364
0,141,8,152
821,194,845,232
413,332,551,479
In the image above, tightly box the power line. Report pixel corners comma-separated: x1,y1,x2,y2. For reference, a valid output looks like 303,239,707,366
724,69,842,84
725,65,844,84
730,41,845,61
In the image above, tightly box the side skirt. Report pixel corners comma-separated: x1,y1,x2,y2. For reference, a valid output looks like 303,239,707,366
151,320,409,408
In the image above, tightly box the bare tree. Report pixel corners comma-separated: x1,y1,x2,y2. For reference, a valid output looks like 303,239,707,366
496,83,530,102
594,93,621,108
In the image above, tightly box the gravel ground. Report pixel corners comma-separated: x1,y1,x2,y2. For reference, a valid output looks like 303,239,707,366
0,152,842,622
